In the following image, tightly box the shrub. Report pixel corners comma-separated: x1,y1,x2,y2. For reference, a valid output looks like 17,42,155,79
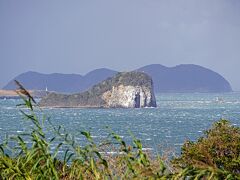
172,119,240,179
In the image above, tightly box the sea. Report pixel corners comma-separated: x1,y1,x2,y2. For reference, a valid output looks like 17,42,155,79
0,92,240,155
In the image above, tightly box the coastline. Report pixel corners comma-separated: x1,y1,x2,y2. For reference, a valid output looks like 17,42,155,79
0,89,48,99
0,90,19,97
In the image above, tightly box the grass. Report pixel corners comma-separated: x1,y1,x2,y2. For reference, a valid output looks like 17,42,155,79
0,81,239,179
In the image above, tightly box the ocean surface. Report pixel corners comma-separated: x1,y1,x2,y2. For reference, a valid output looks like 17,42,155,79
0,93,240,155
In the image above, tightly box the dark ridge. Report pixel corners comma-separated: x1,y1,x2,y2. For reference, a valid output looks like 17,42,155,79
3,64,232,93
137,64,232,93
3,69,117,93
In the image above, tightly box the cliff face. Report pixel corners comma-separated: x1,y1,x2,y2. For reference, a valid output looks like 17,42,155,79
102,85,156,108
39,72,157,108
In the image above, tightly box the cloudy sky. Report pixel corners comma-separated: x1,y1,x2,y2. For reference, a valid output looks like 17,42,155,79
0,0,240,90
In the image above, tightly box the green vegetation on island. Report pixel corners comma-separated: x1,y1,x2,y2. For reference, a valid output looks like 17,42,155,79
0,82,239,179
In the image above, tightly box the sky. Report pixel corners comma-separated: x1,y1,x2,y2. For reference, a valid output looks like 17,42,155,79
0,0,240,90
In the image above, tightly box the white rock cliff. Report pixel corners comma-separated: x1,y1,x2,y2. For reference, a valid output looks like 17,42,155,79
102,85,156,108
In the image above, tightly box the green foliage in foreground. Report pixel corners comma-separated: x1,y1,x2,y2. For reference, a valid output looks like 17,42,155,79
0,82,239,179
172,120,240,179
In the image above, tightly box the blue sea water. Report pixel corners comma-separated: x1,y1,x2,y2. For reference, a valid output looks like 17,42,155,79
0,93,240,154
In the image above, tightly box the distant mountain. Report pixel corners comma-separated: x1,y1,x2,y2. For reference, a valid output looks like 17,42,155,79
3,69,117,93
137,64,232,93
79,68,118,92
3,64,232,93
3,71,83,93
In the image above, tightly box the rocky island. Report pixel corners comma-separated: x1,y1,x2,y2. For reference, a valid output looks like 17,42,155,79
39,71,157,108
